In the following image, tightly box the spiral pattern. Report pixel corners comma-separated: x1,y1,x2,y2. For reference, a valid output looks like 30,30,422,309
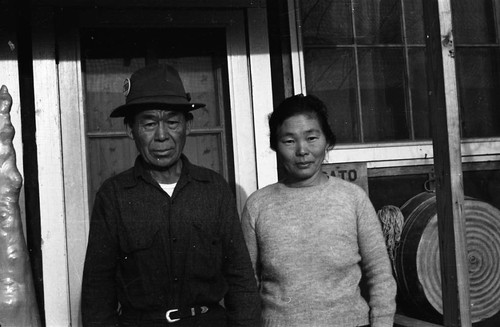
416,199,500,323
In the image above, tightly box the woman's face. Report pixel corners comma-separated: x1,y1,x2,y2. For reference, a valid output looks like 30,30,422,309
276,113,329,187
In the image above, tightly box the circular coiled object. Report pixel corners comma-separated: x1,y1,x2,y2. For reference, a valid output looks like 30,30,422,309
395,192,500,324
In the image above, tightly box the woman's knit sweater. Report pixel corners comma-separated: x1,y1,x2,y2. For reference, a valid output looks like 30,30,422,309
241,177,396,327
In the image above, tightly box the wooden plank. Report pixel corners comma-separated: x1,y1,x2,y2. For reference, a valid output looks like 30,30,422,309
34,0,266,7
330,138,500,169
369,165,433,178
78,9,238,28
225,11,258,212
31,8,72,326
422,0,471,326
322,162,368,193
247,7,278,189
369,161,500,178
57,21,91,327
287,0,306,94
395,314,444,327
266,0,294,109
76,8,254,28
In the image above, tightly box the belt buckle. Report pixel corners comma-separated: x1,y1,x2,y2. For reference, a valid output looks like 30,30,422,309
166,309,180,323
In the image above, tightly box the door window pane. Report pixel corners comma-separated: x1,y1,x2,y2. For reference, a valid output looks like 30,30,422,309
84,58,145,134
184,134,222,174
158,56,221,128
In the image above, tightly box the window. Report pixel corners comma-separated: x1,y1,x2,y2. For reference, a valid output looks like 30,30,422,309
298,0,500,145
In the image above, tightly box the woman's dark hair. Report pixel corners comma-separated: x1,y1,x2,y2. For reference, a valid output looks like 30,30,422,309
268,94,336,151
124,109,194,128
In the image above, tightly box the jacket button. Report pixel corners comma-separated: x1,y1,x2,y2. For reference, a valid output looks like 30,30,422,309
172,237,177,243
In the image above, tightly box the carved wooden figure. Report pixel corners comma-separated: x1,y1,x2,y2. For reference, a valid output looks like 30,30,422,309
0,85,41,326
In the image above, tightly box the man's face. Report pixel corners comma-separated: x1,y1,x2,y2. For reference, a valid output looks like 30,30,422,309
127,109,191,170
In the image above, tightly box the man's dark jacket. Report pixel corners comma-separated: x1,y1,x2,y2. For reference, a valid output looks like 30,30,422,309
81,155,261,326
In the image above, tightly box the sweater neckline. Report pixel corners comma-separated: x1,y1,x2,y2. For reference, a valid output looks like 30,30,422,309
277,175,332,191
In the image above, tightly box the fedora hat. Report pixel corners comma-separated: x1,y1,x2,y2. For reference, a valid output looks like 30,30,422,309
110,64,205,117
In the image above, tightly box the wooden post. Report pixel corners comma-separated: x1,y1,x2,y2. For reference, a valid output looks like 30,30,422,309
422,0,471,326
247,7,279,188
31,7,72,326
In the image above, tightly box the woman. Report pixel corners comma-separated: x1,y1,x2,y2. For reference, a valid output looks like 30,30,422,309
241,94,396,327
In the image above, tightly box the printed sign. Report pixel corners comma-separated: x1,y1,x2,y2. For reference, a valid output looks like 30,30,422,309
322,162,369,193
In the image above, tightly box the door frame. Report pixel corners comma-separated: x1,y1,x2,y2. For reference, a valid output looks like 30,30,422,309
32,7,275,326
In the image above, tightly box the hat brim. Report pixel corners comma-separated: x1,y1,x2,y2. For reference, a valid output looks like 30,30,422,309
110,101,206,117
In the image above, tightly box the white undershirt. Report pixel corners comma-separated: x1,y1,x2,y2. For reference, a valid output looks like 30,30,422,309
159,182,177,197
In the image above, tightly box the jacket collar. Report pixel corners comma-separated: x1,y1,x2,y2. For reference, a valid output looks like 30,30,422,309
124,154,211,188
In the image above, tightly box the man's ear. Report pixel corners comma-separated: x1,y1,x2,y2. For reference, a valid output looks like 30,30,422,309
186,118,193,136
126,125,134,140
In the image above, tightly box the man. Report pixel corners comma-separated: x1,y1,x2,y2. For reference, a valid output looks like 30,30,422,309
81,64,261,327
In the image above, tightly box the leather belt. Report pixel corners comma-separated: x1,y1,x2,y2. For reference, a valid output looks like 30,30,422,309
122,304,217,323
165,305,210,323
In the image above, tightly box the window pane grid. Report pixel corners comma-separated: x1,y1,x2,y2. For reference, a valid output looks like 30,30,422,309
301,0,427,144
454,44,500,47
304,44,426,49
